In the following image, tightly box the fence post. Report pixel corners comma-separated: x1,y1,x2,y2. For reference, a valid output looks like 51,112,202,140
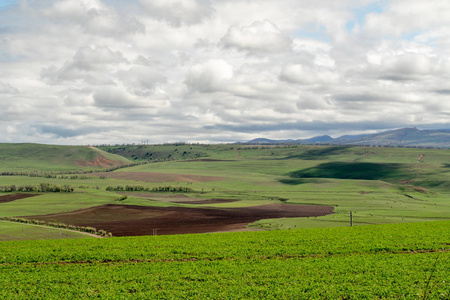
350,211,353,227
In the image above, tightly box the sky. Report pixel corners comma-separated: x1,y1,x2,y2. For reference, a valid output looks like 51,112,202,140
0,0,449,145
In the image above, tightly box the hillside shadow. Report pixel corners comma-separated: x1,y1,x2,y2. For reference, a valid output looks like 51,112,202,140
285,147,352,160
287,162,406,181
278,178,320,185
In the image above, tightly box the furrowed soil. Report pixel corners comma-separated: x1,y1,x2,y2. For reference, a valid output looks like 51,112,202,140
92,172,226,182
0,193,39,204
26,204,334,236
116,193,238,204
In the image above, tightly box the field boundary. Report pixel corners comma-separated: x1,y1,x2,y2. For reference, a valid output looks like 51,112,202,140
0,220,103,238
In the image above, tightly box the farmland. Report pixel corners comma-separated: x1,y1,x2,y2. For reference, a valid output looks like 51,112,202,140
0,221,448,298
1,143,450,237
1,143,450,298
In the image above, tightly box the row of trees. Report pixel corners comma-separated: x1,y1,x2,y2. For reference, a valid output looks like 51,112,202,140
0,172,107,180
0,183,75,193
106,185,194,193
0,217,112,237
0,161,146,179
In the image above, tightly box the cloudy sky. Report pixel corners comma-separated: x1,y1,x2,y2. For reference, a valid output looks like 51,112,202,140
1,0,449,145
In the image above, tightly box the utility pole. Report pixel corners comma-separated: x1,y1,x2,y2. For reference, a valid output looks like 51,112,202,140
350,211,353,227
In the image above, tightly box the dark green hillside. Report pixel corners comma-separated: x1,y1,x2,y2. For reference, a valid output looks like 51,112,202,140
0,143,131,172
99,143,238,161
289,162,408,181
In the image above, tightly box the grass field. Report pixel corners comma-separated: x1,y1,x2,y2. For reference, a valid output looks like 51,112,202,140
0,221,93,241
0,221,448,299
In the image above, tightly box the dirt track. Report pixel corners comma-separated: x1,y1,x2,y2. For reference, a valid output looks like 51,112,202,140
27,203,334,236
0,193,39,204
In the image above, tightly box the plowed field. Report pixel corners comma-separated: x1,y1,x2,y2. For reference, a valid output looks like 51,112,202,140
0,193,39,204
26,203,334,236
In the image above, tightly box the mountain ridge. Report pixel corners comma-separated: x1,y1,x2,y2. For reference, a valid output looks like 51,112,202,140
244,128,450,147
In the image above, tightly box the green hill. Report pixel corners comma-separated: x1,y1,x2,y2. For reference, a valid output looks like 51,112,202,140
0,143,131,172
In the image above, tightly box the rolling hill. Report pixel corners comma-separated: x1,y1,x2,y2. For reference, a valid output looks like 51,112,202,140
0,143,132,172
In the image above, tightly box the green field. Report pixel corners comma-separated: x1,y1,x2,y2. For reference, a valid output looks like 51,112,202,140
1,144,450,237
0,221,93,241
0,221,448,298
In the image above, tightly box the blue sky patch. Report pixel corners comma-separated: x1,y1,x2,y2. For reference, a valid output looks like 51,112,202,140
0,0,15,9
346,1,385,32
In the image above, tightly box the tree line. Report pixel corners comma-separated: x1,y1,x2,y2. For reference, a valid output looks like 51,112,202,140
106,185,194,193
0,216,112,237
0,183,75,193
0,161,146,179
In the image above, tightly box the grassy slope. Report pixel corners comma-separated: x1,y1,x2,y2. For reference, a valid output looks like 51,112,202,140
0,221,448,299
0,143,131,172
0,221,92,241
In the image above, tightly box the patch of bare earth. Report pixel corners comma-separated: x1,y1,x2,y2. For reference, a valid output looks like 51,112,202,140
93,172,226,182
181,159,235,162
117,192,237,204
27,203,334,236
173,199,237,204
0,193,40,204
75,155,125,168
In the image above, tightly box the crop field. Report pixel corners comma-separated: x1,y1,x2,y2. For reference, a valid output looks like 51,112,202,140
0,221,448,298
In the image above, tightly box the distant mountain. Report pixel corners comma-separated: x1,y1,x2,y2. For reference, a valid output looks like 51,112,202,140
246,138,294,144
307,135,334,143
245,128,450,147
246,135,333,145
333,128,450,147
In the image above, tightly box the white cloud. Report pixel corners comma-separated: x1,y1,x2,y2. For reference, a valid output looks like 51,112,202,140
280,64,338,85
221,20,292,54
139,0,215,27
43,0,144,36
118,66,167,97
185,59,233,93
41,45,127,85
0,82,19,94
378,53,433,81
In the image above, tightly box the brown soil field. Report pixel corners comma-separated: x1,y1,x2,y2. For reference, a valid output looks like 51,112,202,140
181,159,236,162
0,193,40,204
75,154,125,168
26,203,334,236
117,192,237,204
172,199,237,204
93,172,226,182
